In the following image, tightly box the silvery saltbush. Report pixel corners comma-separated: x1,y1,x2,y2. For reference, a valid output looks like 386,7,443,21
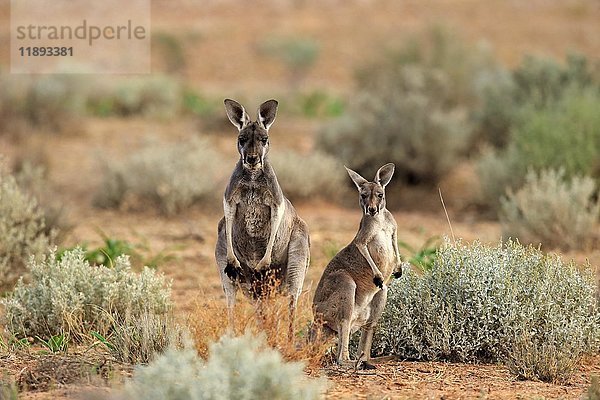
500,168,599,250
373,239,599,382
0,167,51,292
2,248,171,342
122,333,328,400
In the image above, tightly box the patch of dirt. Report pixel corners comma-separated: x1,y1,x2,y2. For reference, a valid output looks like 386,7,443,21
0,351,131,394
325,355,600,399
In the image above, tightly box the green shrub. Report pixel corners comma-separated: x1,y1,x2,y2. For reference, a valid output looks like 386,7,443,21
122,334,328,400
2,248,171,343
478,87,600,210
318,28,500,184
94,138,222,215
269,150,346,201
500,169,599,250
374,239,599,383
0,166,52,292
513,53,596,107
474,53,599,149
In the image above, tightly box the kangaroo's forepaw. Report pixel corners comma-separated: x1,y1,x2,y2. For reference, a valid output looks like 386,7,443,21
225,260,241,280
373,275,384,289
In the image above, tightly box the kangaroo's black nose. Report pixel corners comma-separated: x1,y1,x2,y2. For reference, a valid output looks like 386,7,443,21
246,155,259,165
368,206,376,213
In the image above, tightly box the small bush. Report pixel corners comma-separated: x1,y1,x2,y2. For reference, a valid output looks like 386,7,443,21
122,334,328,400
94,138,222,215
318,72,472,185
513,53,596,107
318,28,499,184
269,150,346,202
374,239,599,383
474,53,598,149
478,87,600,210
0,166,52,292
13,161,71,242
0,74,85,135
2,248,171,343
108,311,183,364
500,169,599,250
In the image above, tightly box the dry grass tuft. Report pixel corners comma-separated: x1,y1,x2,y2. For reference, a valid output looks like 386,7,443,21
190,289,331,372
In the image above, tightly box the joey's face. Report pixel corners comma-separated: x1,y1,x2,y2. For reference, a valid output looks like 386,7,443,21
359,182,385,216
238,122,269,171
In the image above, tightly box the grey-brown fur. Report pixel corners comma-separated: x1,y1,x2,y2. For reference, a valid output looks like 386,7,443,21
215,99,310,336
312,163,401,369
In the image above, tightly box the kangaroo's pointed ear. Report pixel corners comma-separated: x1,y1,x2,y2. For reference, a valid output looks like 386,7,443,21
345,166,368,189
224,99,250,130
257,99,278,130
375,163,395,187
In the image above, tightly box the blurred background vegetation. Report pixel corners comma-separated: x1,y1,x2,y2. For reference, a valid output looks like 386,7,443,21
0,0,598,271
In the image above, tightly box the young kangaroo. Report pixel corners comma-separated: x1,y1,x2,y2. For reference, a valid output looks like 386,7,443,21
215,99,310,337
312,163,402,369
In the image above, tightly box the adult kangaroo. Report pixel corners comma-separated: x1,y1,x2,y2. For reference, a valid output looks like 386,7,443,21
215,99,310,338
312,163,402,369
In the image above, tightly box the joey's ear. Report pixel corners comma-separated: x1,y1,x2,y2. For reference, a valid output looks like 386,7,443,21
224,99,250,130
375,163,395,187
345,166,368,189
257,99,278,130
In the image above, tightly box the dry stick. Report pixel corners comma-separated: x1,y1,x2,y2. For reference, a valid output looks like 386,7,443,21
438,188,456,244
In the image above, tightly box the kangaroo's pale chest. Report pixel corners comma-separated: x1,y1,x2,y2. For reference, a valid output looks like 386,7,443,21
368,228,394,261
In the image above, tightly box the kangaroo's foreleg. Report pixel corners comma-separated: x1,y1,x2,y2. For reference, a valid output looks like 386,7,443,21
256,202,285,271
391,226,402,279
356,244,385,289
223,198,241,277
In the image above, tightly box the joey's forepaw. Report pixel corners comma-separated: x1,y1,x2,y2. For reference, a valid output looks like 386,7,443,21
373,275,384,289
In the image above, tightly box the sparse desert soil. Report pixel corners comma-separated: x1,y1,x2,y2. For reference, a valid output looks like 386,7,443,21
1,0,600,398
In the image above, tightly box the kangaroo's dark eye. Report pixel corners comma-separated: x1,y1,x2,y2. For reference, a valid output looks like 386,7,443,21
261,138,268,145
378,193,383,199
238,137,247,145
361,193,367,199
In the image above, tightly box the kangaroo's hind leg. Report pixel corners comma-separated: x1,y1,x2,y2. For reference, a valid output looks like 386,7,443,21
215,218,238,332
357,286,388,369
284,218,310,339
